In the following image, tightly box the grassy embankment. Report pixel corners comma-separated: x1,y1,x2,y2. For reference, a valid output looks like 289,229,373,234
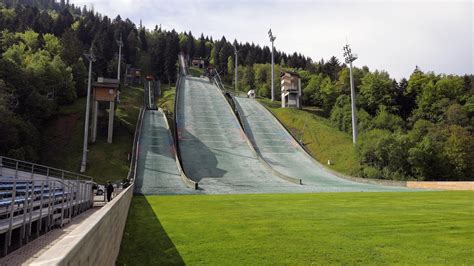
40,85,143,184
117,191,474,265
259,98,359,175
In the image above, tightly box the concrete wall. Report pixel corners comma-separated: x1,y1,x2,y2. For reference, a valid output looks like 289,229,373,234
30,184,134,266
407,181,474,190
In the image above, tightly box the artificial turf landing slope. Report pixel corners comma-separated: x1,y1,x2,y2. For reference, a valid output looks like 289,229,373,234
118,191,473,265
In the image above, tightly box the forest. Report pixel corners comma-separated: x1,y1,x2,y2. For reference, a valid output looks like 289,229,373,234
0,0,472,181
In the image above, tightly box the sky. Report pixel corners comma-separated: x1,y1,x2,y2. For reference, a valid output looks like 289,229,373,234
71,0,473,80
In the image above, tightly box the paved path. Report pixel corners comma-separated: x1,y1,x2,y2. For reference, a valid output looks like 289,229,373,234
134,110,195,195
176,77,311,194
234,96,411,192
0,208,99,265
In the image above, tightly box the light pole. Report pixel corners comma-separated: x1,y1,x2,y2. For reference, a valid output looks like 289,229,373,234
80,47,96,173
117,33,123,83
343,43,358,144
268,29,276,101
233,43,239,92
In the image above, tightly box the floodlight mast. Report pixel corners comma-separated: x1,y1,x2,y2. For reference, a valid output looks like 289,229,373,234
233,43,238,92
80,47,96,173
343,43,358,144
268,29,276,101
117,33,123,82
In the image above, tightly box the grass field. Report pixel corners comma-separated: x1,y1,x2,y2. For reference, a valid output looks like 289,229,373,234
118,191,473,265
259,98,359,175
40,86,143,184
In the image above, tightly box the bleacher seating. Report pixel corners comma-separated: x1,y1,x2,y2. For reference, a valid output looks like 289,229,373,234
0,156,95,256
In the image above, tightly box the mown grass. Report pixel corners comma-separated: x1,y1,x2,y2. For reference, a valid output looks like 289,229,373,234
118,191,474,265
259,98,359,175
40,86,143,184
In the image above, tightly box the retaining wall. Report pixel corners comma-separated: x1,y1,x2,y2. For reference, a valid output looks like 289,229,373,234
407,181,474,190
30,184,134,265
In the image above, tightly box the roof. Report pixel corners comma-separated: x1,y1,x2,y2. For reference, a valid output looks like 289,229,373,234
92,82,119,89
280,71,300,78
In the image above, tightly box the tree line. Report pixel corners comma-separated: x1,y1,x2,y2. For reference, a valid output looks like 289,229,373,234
0,0,472,181
0,0,309,162
231,60,473,181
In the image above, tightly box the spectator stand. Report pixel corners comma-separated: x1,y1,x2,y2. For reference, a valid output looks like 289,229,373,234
0,156,95,257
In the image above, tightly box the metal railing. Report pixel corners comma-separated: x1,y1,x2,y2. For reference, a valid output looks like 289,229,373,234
144,80,157,110
0,156,93,182
126,107,145,183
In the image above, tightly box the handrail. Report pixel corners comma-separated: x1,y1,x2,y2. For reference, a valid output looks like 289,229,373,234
0,177,90,190
133,108,145,181
126,107,145,182
0,156,94,182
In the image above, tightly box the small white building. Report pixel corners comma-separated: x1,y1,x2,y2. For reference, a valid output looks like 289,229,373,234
247,89,255,99
280,71,302,109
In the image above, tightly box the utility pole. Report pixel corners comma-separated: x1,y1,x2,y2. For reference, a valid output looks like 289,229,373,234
233,43,238,92
80,47,96,173
343,43,358,144
117,33,123,83
268,29,276,101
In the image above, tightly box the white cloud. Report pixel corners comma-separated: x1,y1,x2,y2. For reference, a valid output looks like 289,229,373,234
70,0,473,79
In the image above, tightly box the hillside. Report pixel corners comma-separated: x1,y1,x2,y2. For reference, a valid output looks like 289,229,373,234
0,0,472,182
40,85,143,184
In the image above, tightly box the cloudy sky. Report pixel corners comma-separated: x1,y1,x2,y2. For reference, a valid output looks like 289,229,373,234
71,0,472,80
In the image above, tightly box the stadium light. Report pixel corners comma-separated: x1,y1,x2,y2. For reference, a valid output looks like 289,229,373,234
343,43,358,144
268,29,276,101
80,47,96,173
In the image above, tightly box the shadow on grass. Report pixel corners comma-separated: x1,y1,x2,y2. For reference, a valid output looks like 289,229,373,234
117,196,184,265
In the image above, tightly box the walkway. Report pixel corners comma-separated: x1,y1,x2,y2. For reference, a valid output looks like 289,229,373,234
0,207,99,265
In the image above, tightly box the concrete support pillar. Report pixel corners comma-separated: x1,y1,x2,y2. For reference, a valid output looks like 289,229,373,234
281,92,286,108
107,101,115,144
91,100,98,143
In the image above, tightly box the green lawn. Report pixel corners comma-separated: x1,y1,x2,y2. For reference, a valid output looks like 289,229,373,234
40,86,143,184
118,191,473,265
259,98,359,175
